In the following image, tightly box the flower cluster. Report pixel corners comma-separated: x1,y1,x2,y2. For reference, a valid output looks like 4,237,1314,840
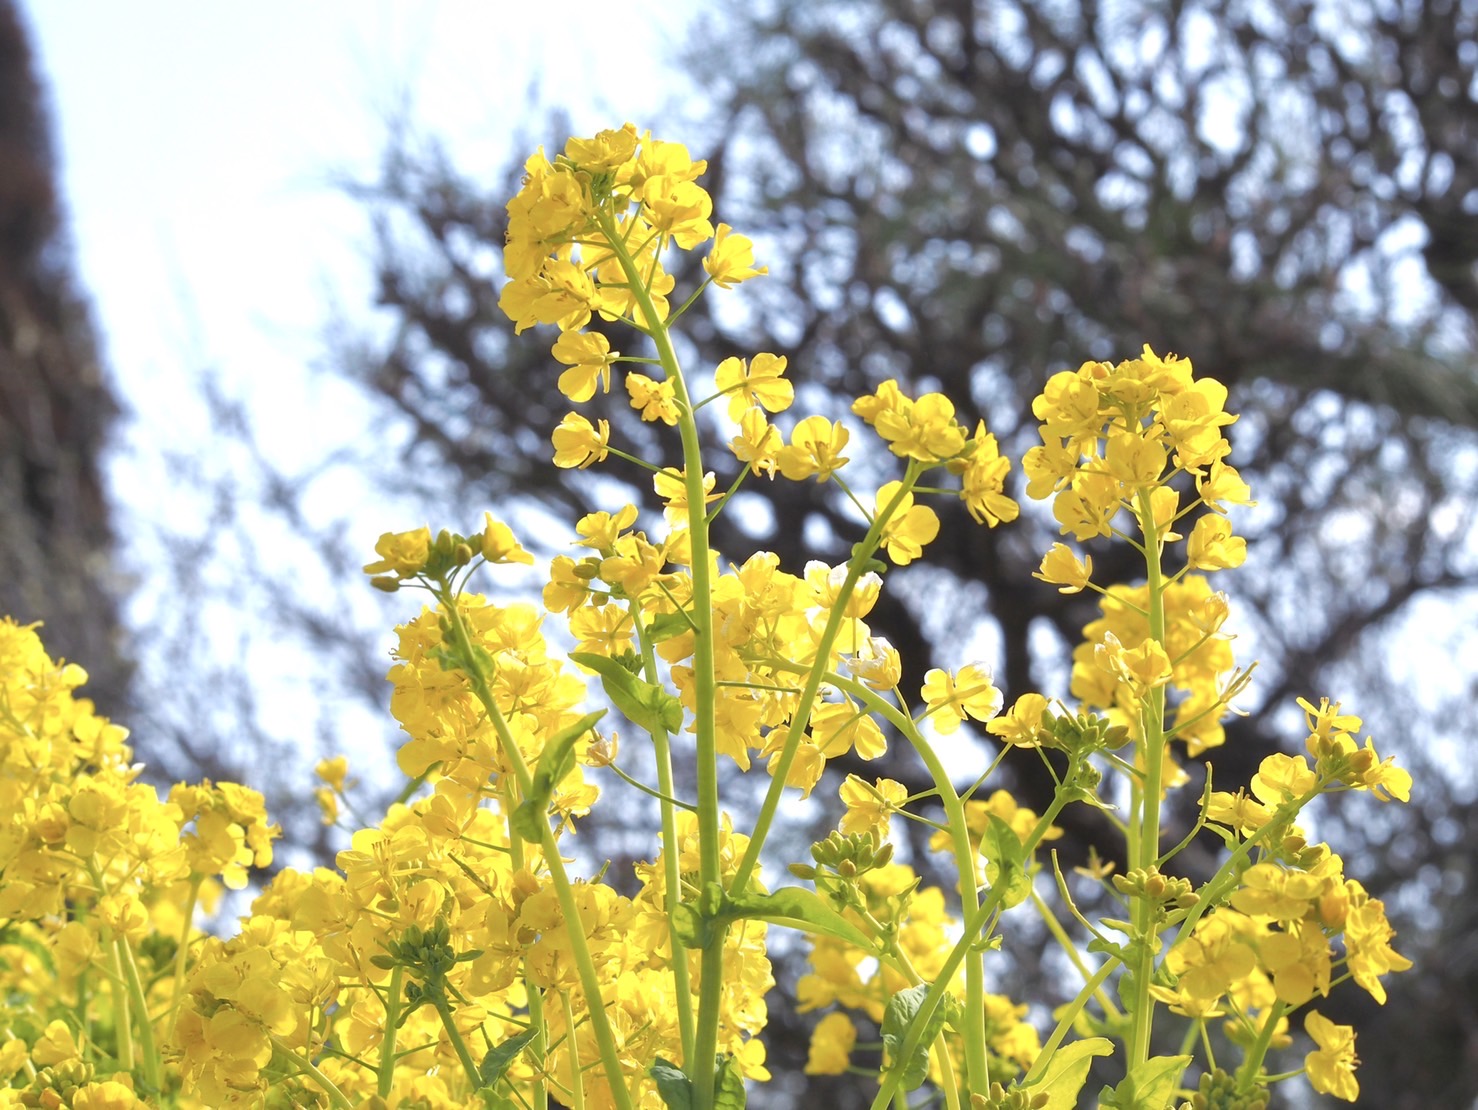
0,128,1415,1110
0,618,275,1108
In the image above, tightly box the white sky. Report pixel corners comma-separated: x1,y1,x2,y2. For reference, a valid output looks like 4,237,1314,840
26,1,700,434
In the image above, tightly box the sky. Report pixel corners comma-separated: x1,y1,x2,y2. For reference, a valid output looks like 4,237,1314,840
26,1,701,444
23,1,706,774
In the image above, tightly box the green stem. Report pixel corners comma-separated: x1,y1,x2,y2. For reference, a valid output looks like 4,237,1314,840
933,1038,964,1110
1021,956,1121,1086
1127,488,1169,1069
378,965,403,1098
601,209,722,1108
273,1034,356,1110
635,615,697,1066
116,935,162,1092
166,875,202,1036
867,793,1070,1110
1030,887,1121,1022
1234,1000,1286,1092
433,989,485,1091
562,991,588,1110
730,465,921,893
100,925,135,1074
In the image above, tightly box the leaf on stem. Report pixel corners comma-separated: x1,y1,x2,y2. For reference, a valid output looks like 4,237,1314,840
880,982,954,1091
478,1026,538,1088
572,652,684,735
714,1054,746,1110
649,1058,693,1110
1019,1037,1114,1109
510,709,606,842
1097,1054,1191,1109
670,885,874,950
982,814,1033,908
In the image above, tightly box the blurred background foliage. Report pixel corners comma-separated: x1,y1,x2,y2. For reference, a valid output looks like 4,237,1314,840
4,0,1476,1105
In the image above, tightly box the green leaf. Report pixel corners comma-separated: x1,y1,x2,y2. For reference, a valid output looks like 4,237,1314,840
478,1027,538,1088
510,709,605,842
1098,1054,1191,1109
645,609,694,643
670,885,876,950
981,814,1033,909
1021,1037,1114,1110
880,982,953,1091
572,651,684,735
714,1054,747,1110
649,1057,693,1110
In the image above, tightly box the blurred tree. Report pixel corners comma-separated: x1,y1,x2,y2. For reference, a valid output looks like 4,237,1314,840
332,0,1478,1103
0,0,131,719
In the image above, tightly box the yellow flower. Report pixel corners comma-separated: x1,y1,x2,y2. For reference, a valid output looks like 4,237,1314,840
626,372,681,424
920,663,1002,734
1022,437,1078,500
363,526,432,579
498,257,600,334
775,415,850,481
1104,427,1167,490
1250,753,1318,807
575,504,639,551
1342,737,1413,801
1186,514,1247,570
1165,911,1257,1002
704,223,768,288
715,353,793,421
551,412,611,469
653,467,720,527
1206,789,1275,836
1094,631,1173,691
729,408,781,477
563,123,639,171
314,756,349,793
569,603,634,657
873,390,967,462
1052,471,1122,541
31,1018,81,1066
619,130,708,199
1032,368,1103,444
956,424,1019,526
1197,459,1256,513
764,733,826,798
479,513,535,565
551,329,618,402
71,1081,147,1110
1343,895,1413,1004
875,480,940,566
844,636,902,690
1034,543,1092,593
804,1012,857,1075
1160,376,1237,471
1304,1011,1359,1101
810,699,886,759
641,173,714,249
985,692,1052,748
838,775,908,835
1255,921,1331,1005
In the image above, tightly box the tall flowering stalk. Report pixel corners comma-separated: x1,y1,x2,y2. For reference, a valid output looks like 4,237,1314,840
0,125,1414,1109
